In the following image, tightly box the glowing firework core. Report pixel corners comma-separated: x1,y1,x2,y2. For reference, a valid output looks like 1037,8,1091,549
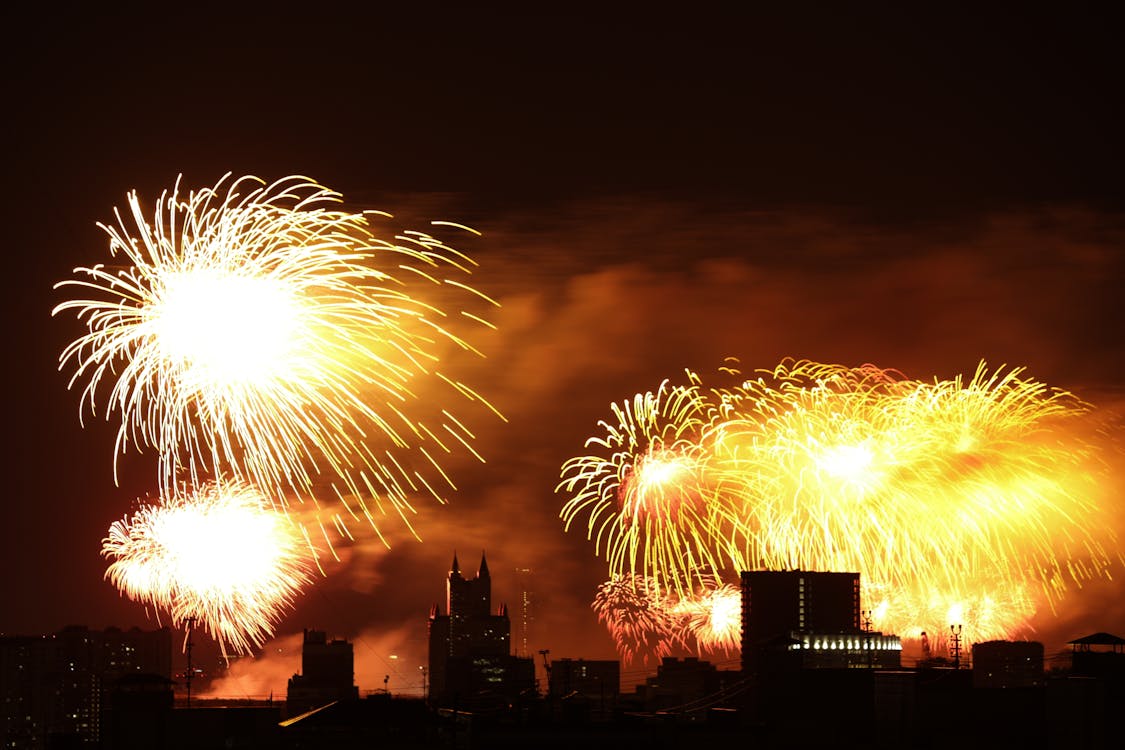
154,270,300,386
624,451,698,523
103,483,311,657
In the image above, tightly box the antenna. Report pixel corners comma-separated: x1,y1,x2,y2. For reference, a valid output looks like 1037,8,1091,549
861,609,873,667
950,624,963,669
183,616,197,708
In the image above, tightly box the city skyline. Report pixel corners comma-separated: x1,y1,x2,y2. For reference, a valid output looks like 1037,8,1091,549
4,5,1124,705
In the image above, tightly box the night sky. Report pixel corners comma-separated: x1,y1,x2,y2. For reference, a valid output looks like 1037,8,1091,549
5,7,1124,696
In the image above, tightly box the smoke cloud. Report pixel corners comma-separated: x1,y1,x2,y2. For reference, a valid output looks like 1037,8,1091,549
205,199,1125,696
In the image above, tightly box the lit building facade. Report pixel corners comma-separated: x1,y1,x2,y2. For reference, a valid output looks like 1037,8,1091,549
786,632,903,669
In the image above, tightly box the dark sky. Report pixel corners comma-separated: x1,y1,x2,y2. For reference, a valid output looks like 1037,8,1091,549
5,7,1124,695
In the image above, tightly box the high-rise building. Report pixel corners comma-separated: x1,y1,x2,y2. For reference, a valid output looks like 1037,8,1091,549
427,551,534,707
0,625,171,750
740,570,900,674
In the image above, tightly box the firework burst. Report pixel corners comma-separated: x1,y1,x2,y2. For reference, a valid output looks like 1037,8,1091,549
56,174,500,545
559,376,734,596
563,358,1118,656
672,582,743,656
102,482,313,657
592,575,681,664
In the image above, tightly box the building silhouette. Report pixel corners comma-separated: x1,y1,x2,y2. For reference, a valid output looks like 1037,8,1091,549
548,658,619,721
104,673,176,750
972,640,1044,688
427,551,535,708
0,625,171,750
633,656,741,715
1068,631,1125,679
285,629,359,717
738,570,904,746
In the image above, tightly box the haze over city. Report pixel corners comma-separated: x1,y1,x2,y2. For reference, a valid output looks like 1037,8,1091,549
5,5,1124,707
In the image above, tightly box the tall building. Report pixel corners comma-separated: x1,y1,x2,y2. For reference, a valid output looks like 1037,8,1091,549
0,625,171,750
740,570,900,674
286,629,359,717
513,567,535,658
427,551,534,707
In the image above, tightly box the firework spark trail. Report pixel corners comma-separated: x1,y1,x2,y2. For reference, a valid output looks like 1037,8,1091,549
563,358,1119,655
55,175,500,548
102,482,313,658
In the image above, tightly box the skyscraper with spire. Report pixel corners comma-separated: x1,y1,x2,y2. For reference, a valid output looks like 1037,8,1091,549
427,551,533,706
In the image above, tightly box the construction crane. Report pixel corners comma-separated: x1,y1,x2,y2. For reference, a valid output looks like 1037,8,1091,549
538,649,551,695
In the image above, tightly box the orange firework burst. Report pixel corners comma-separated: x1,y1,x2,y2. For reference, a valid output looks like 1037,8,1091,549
102,482,313,657
562,358,1119,657
592,575,680,665
56,175,500,548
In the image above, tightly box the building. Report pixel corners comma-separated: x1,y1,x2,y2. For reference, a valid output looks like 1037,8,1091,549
286,629,359,716
1068,631,1125,679
0,625,171,750
738,569,903,744
103,673,175,750
633,657,741,715
1047,631,1125,747
548,658,619,721
740,569,900,675
548,658,619,698
427,551,535,708
787,631,903,670
972,640,1044,688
